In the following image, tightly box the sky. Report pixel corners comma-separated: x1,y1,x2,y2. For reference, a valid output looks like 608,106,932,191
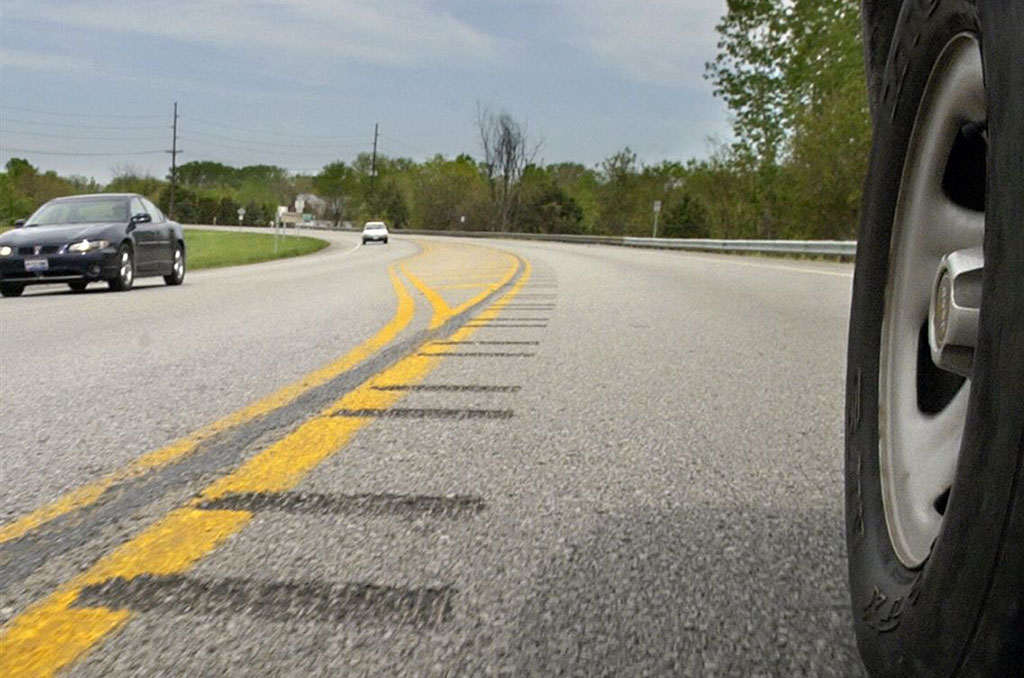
0,0,732,183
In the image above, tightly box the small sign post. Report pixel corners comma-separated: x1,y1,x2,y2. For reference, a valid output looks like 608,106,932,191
237,207,246,225
652,200,662,238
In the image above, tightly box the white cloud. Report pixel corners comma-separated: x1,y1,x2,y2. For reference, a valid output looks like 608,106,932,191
7,0,498,68
555,0,727,86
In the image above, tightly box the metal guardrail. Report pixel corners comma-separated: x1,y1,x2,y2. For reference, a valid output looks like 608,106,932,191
393,229,857,258
187,223,857,258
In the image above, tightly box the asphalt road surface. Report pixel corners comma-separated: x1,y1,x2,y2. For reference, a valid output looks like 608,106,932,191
0,230,864,676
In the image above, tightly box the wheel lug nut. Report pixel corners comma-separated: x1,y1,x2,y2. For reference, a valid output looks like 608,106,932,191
929,246,983,377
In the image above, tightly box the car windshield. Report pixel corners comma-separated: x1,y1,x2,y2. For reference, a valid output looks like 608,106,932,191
26,198,130,226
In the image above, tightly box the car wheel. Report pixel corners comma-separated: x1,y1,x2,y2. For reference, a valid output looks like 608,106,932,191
383,238,388,244
68,281,88,292
108,244,134,291
1,283,24,297
846,2,1024,676
164,243,185,286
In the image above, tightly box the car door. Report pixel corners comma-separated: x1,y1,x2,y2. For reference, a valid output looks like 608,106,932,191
141,198,174,272
129,197,159,273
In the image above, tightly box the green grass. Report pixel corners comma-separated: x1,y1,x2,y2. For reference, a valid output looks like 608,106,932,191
184,229,329,270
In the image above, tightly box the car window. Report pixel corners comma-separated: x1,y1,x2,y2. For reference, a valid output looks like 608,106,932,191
142,198,165,223
130,198,146,219
27,198,129,225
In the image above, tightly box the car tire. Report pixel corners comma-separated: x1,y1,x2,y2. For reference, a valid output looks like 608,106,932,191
164,243,185,286
68,281,88,292
383,238,388,244
108,244,134,292
846,2,1024,676
0,283,24,297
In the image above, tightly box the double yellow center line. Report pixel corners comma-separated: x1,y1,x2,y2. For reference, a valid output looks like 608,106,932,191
1,239,530,676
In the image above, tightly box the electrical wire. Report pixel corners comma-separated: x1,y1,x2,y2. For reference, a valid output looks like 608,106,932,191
185,115,368,142
4,128,171,142
182,129,368,152
0,147,168,156
1,117,169,131
0,105,166,120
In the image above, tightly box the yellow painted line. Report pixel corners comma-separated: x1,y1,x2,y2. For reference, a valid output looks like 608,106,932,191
0,264,416,545
0,255,531,677
436,282,492,290
401,264,451,328
446,252,518,319
401,244,518,329
0,509,251,678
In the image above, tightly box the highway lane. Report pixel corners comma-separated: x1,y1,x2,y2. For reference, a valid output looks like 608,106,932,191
0,229,413,524
0,235,863,676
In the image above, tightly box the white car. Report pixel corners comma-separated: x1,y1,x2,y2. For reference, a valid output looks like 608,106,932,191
361,221,389,245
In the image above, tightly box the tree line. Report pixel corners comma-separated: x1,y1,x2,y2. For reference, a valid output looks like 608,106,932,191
2,0,867,240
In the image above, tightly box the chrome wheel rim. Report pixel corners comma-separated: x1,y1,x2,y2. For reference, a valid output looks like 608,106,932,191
173,248,184,280
879,34,986,568
120,249,133,286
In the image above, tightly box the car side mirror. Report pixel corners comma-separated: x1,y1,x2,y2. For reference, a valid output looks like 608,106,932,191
13,219,25,228
131,213,152,224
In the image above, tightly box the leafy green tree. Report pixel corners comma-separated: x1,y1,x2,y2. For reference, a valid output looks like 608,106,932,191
661,195,710,238
174,161,239,188
217,196,241,225
106,167,164,200
595,148,644,235
517,166,583,234
314,162,357,226
409,155,488,230
196,196,220,225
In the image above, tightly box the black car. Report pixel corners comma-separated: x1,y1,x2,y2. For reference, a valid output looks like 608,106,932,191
0,193,186,297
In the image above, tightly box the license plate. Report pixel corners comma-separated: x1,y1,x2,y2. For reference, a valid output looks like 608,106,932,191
25,258,49,272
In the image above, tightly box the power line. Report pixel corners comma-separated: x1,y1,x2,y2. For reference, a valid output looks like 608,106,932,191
0,148,168,156
184,115,368,142
176,138,365,157
1,117,170,131
182,129,368,152
0,105,166,120
3,128,169,142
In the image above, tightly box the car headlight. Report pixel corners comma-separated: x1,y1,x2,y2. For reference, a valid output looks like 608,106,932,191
66,239,110,253
0,246,11,256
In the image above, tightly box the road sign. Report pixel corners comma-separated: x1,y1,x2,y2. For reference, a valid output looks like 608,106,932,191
653,200,662,213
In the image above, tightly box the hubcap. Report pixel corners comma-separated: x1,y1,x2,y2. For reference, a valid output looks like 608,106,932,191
121,250,133,285
174,249,183,279
879,34,985,568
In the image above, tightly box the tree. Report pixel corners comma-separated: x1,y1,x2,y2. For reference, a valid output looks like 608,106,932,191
703,0,868,238
661,195,710,238
409,154,488,230
516,165,584,234
174,161,238,188
314,162,357,226
595,148,644,235
477,106,540,231
107,166,164,200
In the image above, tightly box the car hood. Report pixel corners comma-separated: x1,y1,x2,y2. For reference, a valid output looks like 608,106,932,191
0,223,122,247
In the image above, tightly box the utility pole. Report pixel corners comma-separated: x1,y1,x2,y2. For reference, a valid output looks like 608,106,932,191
166,102,181,219
370,123,379,198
